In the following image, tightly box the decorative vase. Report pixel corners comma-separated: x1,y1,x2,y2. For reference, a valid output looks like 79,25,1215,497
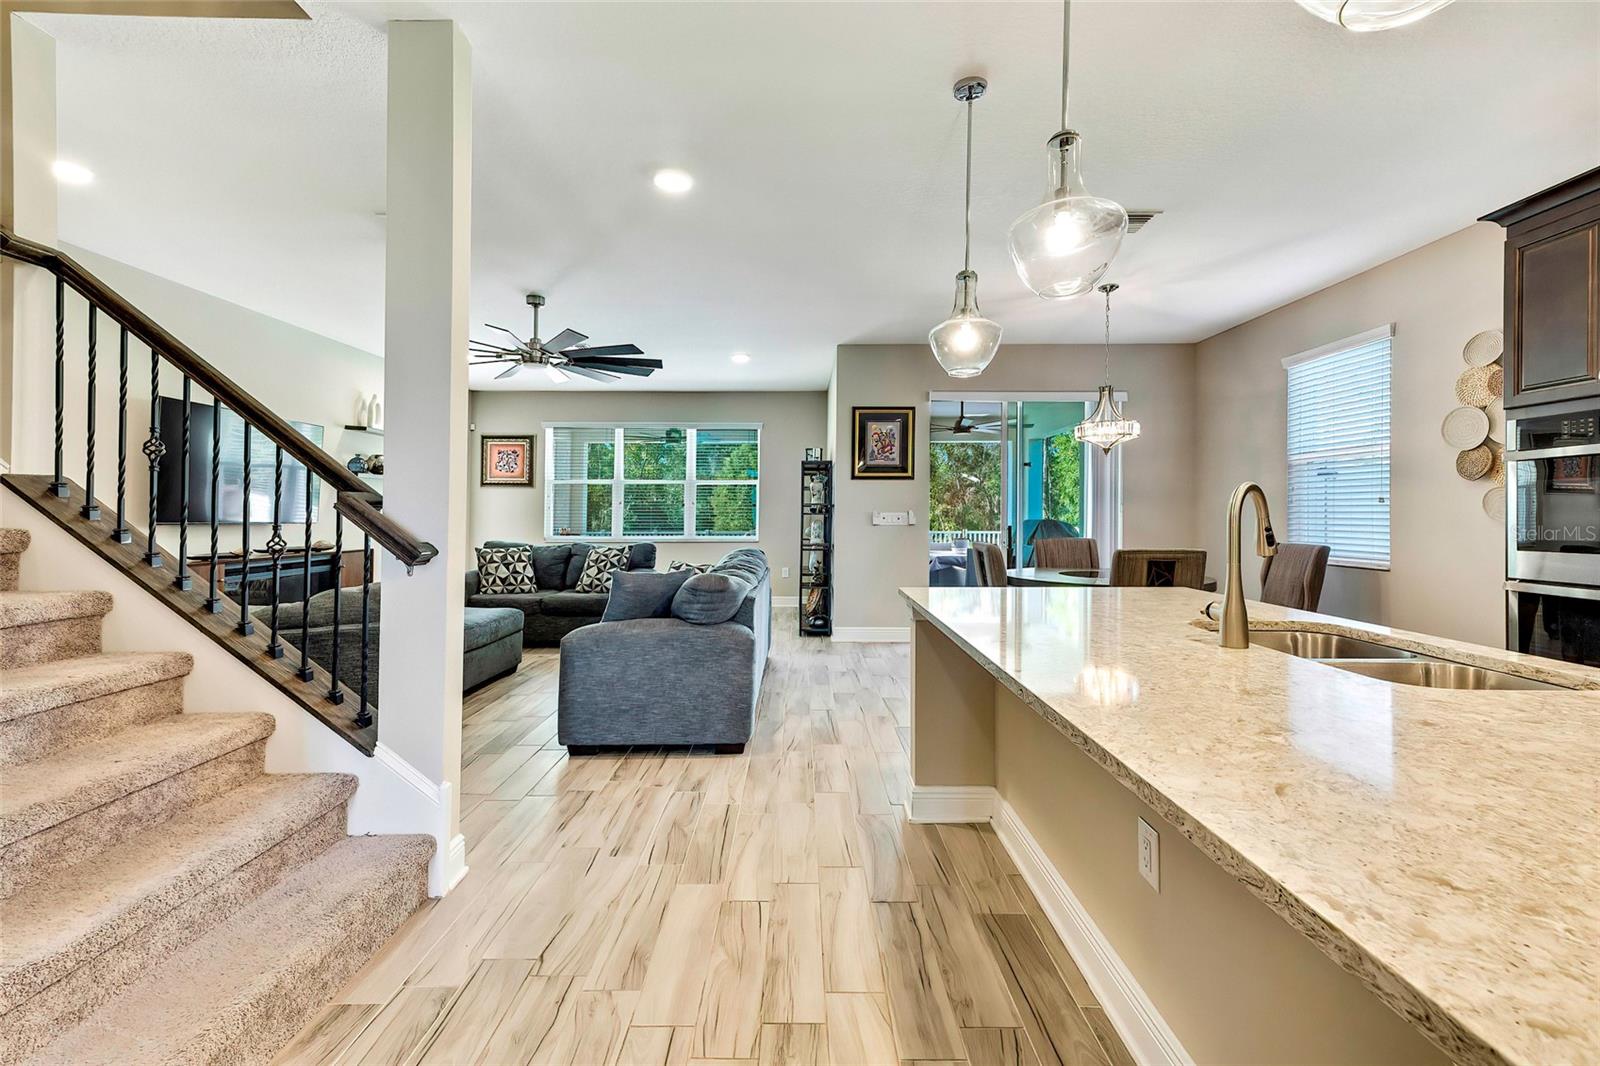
346,454,368,475
368,394,383,431
355,396,369,427
366,453,384,475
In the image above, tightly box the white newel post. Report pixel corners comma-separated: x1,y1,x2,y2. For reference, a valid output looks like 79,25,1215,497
379,20,471,896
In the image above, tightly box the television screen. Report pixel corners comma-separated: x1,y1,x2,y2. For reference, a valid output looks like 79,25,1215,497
154,398,324,525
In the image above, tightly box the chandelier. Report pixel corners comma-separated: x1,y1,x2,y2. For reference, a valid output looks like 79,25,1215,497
1074,283,1140,453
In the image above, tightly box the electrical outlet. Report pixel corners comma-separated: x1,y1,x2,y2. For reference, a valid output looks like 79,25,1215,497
871,511,911,526
781,566,791,578
1137,818,1160,891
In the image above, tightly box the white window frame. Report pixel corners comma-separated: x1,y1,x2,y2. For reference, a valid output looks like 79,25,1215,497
1281,324,1393,571
543,422,762,542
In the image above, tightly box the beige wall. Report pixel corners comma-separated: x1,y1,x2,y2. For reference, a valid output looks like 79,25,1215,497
467,389,827,600
830,343,1198,632
1194,223,1504,645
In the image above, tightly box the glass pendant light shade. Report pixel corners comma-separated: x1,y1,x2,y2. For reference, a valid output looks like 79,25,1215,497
1008,132,1128,299
930,270,1002,378
1295,0,1453,30
1074,385,1140,453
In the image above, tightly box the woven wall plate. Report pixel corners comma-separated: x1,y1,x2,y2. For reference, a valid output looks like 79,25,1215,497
1490,446,1504,486
1483,486,1506,521
1463,329,1504,367
1456,365,1500,407
1456,445,1492,481
1486,397,1505,443
1441,406,1489,449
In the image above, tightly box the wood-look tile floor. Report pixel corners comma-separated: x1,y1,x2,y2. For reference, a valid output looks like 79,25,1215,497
276,612,1130,1066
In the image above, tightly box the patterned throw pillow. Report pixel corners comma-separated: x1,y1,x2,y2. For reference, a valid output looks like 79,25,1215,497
667,560,712,575
574,544,631,593
476,545,537,594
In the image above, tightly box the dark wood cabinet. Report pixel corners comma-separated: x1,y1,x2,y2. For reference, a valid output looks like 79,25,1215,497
1483,167,1600,409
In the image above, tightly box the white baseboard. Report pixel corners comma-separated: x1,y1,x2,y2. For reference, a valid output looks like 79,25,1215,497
831,626,910,643
908,784,996,823
993,798,1193,1066
374,742,469,897
772,595,798,609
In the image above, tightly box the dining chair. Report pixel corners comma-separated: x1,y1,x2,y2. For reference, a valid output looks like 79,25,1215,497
1110,549,1207,590
966,542,1008,587
1032,537,1100,571
1259,542,1330,611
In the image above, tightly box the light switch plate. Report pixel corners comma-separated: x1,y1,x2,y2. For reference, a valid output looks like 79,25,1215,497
871,511,911,526
781,566,791,578
1137,817,1160,891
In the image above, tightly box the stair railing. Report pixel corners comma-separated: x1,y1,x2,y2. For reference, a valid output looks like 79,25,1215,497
1,227,436,744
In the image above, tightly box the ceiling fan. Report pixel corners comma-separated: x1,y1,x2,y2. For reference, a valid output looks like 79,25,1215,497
932,402,1004,436
469,293,662,383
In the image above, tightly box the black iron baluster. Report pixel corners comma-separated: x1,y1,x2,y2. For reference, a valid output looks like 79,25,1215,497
204,401,222,612
81,306,99,520
142,348,164,567
266,446,287,659
237,424,254,635
297,468,314,682
49,277,66,498
328,512,344,706
172,376,192,589
357,533,373,728
111,326,131,543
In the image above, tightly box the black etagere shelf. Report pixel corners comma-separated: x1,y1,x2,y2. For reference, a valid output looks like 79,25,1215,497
800,458,833,637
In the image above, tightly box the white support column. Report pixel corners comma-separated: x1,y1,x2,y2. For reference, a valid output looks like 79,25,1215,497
378,20,471,895
1,13,59,478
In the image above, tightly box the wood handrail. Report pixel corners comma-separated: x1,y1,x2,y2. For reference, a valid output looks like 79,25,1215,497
1,226,437,569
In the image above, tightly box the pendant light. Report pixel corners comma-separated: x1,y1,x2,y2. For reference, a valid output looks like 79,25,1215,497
929,77,1002,378
1295,0,1453,31
1007,0,1128,300
1074,283,1140,453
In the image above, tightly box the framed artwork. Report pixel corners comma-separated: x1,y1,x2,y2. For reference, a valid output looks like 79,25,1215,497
1547,454,1595,493
481,436,535,486
851,407,914,479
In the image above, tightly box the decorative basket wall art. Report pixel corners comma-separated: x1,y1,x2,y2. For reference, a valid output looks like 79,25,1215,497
1445,328,1507,522
1441,406,1489,449
1455,364,1502,407
1456,445,1493,481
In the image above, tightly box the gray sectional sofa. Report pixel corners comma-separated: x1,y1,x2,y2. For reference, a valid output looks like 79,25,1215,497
466,541,657,646
557,548,771,754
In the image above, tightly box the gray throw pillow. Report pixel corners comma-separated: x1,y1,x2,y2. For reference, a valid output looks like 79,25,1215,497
667,560,712,575
603,568,695,621
476,545,537,594
670,572,751,625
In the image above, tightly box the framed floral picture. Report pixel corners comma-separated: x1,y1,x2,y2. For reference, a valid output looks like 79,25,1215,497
852,407,914,479
481,436,534,486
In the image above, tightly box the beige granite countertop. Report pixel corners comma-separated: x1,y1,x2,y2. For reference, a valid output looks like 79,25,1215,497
900,585,1600,1066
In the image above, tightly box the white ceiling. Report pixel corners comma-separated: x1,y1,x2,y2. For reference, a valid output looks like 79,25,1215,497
34,1,1600,392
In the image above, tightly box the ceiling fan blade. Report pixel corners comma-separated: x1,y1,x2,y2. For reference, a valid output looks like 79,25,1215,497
563,343,644,358
485,324,529,346
566,358,662,373
561,364,619,383
470,338,522,352
470,357,520,364
493,363,523,380
545,328,588,353
570,363,654,377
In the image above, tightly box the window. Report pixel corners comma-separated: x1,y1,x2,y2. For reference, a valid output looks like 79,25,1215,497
546,424,759,541
1283,326,1392,569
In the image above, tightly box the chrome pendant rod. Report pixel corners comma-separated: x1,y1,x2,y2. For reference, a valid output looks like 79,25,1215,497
963,92,974,273
1060,0,1072,132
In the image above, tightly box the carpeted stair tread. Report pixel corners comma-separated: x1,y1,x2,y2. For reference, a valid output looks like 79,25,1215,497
0,713,275,848
0,652,193,724
0,529,29,553
25,834,435,1066
0,591,112,630
0,772,358,1014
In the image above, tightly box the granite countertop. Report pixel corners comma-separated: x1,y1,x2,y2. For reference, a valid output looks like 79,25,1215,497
900,585,1600,1066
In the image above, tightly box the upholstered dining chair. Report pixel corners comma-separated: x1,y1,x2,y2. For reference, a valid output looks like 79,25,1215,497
1032,537,1100,571
1110,549,1207,590
964,543,1008,587
1259,542,1330,611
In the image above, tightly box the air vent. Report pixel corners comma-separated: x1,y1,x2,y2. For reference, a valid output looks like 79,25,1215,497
1127,210,1162,234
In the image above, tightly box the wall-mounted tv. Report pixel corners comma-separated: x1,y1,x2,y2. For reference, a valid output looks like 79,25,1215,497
154,397,324,525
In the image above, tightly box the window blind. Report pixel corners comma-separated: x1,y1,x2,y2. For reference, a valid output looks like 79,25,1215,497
1284,330,1391,568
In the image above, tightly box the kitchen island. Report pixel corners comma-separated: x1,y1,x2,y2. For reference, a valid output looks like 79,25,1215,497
901,585,1598,1066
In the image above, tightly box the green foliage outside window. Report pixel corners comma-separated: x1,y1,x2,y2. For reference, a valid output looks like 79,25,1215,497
929,442,1002,532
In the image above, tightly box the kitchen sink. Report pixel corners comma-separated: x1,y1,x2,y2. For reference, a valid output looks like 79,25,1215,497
1247,629,1419,660
1319,658,1562,691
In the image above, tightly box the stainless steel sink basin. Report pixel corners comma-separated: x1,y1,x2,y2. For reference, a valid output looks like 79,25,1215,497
1318,658,1561,691
1248,629,1418,660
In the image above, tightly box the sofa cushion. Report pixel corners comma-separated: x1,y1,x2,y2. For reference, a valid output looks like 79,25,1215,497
486,540,572,591
466,591,545,615
671,572,751,625
463,606,524,653
475,545,537,594
603,568,694,622
574,545,631,593
566,543,658,587
538,591,612,618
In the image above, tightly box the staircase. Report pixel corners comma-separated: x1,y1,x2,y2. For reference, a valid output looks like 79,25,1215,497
0,528,434,1065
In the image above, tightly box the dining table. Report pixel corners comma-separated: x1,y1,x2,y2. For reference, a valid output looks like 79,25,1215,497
1006,566,1220,593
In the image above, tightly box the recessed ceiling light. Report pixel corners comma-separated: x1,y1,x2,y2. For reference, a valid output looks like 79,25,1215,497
653,168,694,195
731,352,750,364
51,159,94,186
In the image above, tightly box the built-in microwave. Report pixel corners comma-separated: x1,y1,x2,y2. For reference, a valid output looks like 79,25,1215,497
1505,402,1600,587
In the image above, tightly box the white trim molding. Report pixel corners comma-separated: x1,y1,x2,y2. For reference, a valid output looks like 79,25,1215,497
908,784,996,823
772,595,799,609
831,626,910,643
374,742,468,897
993,798,1194,1066
1281,322,1394,369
